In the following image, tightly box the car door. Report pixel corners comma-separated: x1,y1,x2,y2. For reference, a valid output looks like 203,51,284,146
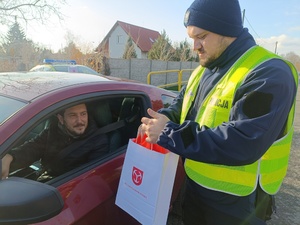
43,92,184,225
1,87,183,225
4,92,150,225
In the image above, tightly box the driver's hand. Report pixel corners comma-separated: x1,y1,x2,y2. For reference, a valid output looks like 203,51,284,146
1,154,13,179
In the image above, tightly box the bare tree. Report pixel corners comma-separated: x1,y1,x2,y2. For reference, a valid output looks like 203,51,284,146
61,41,84,63
0,0,66,25
86,52,110,75
282,52,300,72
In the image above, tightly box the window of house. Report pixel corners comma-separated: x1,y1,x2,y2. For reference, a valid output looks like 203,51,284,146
117,35,124,44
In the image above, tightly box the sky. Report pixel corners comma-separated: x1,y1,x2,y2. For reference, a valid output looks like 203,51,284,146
1,0,300,55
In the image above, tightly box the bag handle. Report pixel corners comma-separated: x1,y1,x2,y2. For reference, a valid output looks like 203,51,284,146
135,134,153,150
134,134,167,154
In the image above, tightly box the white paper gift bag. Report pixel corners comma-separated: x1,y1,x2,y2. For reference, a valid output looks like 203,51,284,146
115,135,179,225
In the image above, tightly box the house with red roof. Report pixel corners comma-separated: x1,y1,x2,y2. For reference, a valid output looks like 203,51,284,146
97,21,160,59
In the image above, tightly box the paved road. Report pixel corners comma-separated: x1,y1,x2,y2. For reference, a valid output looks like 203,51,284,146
168,87,300,225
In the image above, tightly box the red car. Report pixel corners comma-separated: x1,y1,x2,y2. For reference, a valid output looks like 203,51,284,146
0,72,185,225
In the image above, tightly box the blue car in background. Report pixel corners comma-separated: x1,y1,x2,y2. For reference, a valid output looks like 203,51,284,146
30,59,99,75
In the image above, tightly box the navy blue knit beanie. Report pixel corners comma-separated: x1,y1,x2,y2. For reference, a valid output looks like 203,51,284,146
184,0,243,37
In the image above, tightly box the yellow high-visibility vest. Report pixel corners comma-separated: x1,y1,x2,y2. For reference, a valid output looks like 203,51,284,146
180,46,298,196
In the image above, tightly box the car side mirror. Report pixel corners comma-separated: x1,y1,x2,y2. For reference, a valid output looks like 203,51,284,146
0,177,64,224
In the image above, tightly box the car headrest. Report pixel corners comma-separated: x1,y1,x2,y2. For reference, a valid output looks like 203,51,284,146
93,101,113,127
118,98,140,123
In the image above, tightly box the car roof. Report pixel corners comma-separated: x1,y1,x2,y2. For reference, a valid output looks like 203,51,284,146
0,72,115,102
30,64,99,75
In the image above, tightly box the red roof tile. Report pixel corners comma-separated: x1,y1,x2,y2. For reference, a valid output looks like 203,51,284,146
98,20,160,54
117,21,160,52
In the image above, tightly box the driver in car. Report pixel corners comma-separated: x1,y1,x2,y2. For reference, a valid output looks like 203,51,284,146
1,103,108,180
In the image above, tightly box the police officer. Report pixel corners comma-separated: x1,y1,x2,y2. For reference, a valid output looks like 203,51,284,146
140,0,298,224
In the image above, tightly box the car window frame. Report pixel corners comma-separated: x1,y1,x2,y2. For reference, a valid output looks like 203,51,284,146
2,90,152,186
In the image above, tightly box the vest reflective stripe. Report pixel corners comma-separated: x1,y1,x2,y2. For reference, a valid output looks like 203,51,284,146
259,127,294,194
260,58,298,194
181,46,298,196
185,161,259,195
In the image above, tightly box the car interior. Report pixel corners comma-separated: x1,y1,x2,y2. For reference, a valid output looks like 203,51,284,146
90,97,143,151
8,95,146,182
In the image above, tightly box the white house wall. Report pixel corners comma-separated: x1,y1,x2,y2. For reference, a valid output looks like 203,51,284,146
109,25,143,58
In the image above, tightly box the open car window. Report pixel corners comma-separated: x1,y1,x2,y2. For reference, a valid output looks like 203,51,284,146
7,95,147,183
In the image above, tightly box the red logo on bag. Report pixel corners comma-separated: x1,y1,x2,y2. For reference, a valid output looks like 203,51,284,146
132,166,143,186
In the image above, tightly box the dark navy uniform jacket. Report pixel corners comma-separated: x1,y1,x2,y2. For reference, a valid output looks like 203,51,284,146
157,28,297,218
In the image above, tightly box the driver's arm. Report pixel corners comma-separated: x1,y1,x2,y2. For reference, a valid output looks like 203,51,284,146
1,154,13,179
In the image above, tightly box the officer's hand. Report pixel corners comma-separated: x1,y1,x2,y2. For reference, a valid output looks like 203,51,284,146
140,108,170,143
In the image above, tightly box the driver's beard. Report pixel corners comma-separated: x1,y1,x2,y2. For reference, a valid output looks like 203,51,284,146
58,122,83,139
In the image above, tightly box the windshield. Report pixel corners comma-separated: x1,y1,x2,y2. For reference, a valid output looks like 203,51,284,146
0,96,26,124
53,65,99,75
30,65,54,72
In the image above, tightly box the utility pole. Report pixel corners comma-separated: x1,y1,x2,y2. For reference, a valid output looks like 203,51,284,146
242,9,245,26
275,41,278,54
